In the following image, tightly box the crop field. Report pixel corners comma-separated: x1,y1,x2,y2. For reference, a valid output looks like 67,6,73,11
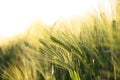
0,1,120,80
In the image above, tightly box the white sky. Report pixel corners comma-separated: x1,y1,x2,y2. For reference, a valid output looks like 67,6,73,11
0,0,113,38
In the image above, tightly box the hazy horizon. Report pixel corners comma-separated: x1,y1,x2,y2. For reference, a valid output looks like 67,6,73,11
0,0,114,38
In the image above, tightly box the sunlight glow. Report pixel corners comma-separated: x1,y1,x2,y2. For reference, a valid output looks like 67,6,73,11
0,0,114,38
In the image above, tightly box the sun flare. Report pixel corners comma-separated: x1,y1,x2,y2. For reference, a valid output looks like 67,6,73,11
0,0,114,38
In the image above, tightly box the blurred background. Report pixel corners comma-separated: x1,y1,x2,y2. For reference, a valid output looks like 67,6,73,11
0,0,114,38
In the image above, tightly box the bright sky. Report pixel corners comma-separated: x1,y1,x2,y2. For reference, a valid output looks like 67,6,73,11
0,0,114,38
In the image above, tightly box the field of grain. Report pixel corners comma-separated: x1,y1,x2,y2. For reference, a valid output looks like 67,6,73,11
0,1,120,80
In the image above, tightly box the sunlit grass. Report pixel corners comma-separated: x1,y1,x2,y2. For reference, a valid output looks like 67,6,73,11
0,1,120,80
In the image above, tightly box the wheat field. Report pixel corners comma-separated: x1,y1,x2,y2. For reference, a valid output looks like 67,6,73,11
0,1,120,80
